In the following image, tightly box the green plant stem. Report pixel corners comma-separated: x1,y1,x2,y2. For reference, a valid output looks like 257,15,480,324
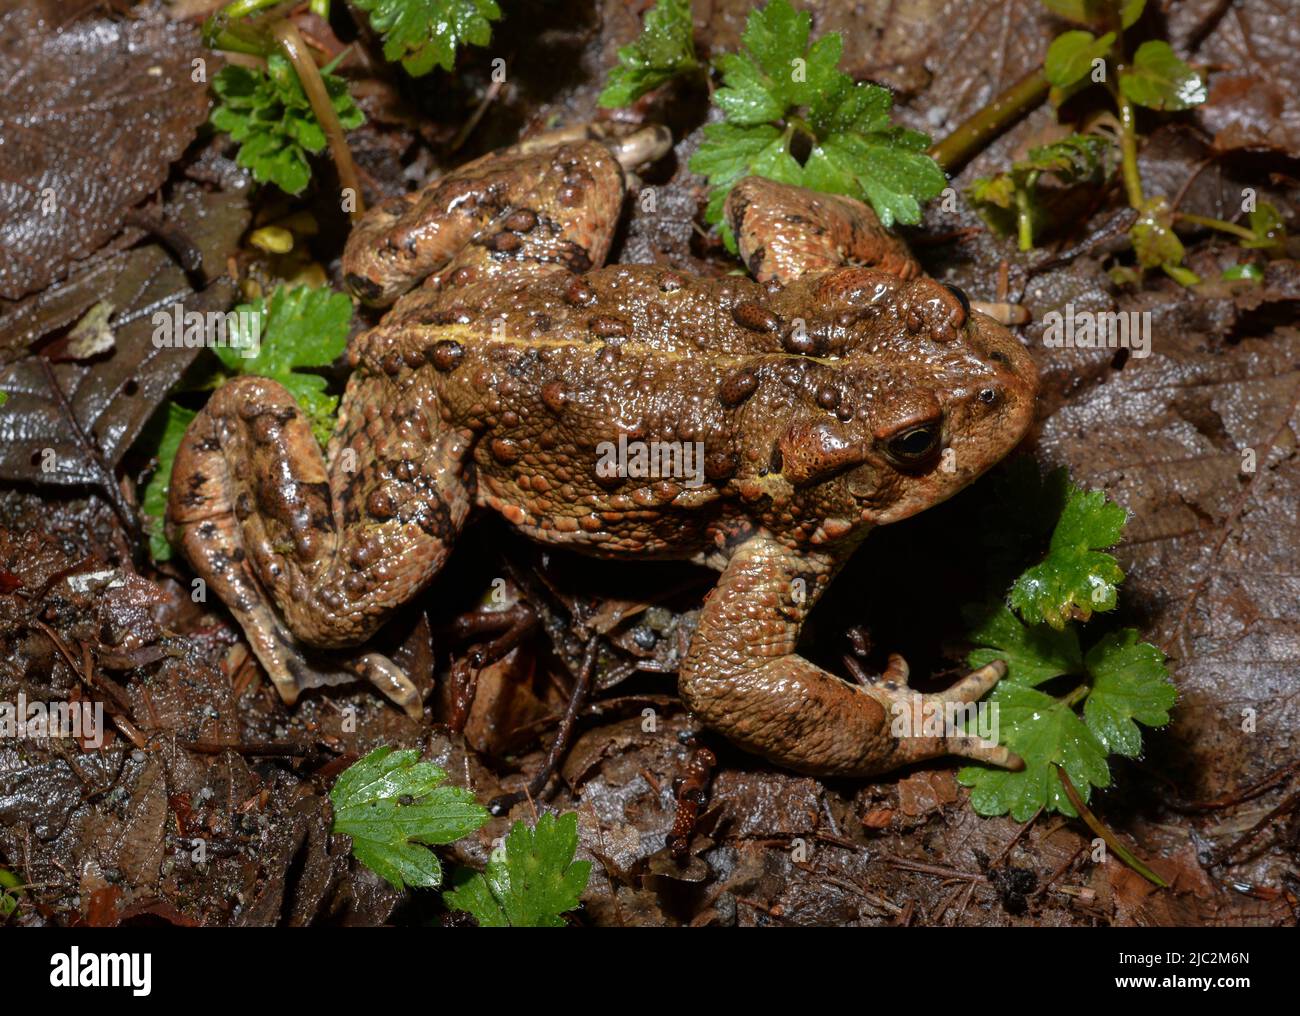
1016,170,1038,251
1060,683,1090,709
270,20,365,220
203,0,298,54
1057,767,1168,888
1176,212,1256,241
225,0,284,16
1116,89,1143,207
1109,29,1145,209
929,69,1049,173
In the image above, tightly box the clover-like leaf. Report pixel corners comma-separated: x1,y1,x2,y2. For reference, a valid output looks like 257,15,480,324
211,52,364,195
965,603,1084,686
958,684,1111,821
1009,478,1127,629
1083,630,1176,756
598,0,698,108
803,122,946,229
1119,40,1206,111
351,0,501,76
218,284,354,446
1044,30,1115,89
444,812,591,927
331,746,489,891
688,0,943,235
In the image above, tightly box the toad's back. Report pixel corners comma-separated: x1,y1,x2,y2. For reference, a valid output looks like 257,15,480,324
357,264,798,555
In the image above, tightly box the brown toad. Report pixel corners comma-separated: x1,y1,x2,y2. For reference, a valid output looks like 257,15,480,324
168,127,1037,777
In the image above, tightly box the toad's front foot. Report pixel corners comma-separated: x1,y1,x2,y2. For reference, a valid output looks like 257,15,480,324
854,657,1023,771
679,535,1022,778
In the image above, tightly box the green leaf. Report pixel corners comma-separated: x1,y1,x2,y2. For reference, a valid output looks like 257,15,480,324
444,812,592,927
960,463,1176,820
140,403,197,561
351,0,501,76
223,285,354,445
965,603,1083,686
1041,0,1144,28
688,0,943,234
1009,478,1127,629
966,174,1021,238
713,50,788,125
966,135,1110,246
210,53,364,195
1021,134,1110,182
0,866,21,919
1083,629,1175,756
331,746,490,892
690,122,789,225
1130,195,1187,272
1221,262,1263,282
737,0,811,109
598,0,698,108
958,683,1111,821
804,114,945,229
967,173,1017,211
1162,263,1201,287
1119,40,1206,111
1241,201,1287,252
1044,30,1115,89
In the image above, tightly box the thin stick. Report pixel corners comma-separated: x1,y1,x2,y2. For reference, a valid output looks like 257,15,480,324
489,638,600,815
929,69,1050,173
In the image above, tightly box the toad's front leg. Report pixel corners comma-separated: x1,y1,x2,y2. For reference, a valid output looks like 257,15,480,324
679,535,1022,777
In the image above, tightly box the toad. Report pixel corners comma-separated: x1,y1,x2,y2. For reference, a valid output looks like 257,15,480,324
168,126,1037,777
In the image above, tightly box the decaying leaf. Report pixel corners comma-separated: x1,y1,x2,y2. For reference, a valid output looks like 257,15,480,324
0,7,210,299
0,185,248,489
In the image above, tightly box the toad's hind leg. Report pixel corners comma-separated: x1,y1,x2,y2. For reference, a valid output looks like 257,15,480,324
167,364,472,716
342,127,669,307
724,176,921,286
678,535,1022,777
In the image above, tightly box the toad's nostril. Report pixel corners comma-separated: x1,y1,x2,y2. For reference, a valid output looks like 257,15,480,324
979,387,998,405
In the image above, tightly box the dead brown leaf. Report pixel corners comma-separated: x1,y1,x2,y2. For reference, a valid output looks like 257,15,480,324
0,7,210,299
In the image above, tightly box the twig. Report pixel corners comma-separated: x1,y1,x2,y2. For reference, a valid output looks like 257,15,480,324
489,637,600,815
1210,790,1300,867
818,874,903,916
449,76,505,154
180,738,321,757
1033,843,1085,899
991,806,1042,866
881,854,985,882
1169,762,1300,813
929,69,1050,173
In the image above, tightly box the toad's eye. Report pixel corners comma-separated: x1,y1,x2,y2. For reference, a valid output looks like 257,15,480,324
943,284,971,320
885,424,941,465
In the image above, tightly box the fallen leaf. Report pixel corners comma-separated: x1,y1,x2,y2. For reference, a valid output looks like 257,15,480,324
0,7,210,299
0,184,247,489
